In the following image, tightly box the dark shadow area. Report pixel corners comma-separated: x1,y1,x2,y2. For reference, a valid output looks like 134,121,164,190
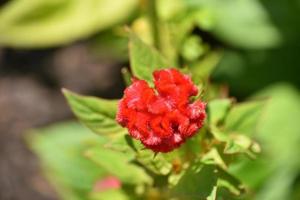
212,0,300,99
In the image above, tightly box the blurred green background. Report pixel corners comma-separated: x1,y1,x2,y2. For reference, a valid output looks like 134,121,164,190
0,0,299,199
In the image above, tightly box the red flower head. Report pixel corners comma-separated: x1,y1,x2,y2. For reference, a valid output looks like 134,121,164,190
116,68,206,152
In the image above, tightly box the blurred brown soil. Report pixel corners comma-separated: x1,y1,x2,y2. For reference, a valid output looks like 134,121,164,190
0,43,125,200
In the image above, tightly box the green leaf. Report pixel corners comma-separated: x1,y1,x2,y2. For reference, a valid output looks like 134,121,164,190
190,51,223,84
135,149,173,175
228,156,273,189
206,186,217,200
229,85,300,199
207,98,232,126
254,168,295,200
254,85,300,166
0,0,137,48
224,100,265,136
62,89,125,136
27,122,107,200
85,146,152,185
216,168,245,196
224,134,261,158
210,126,260,158
208,100,263,157
129,31,168,83
170,161,218,200
181,35,207,62
252,85,300,200
201,148,227,170
102,134,135,155
185,0,281,49
209,125,229,142
212,0,281,49
90,189,129,200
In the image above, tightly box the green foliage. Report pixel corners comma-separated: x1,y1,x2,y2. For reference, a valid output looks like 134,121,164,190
190,51,223,84
228,85,300,200
85,146,152,185
129,31,169,83
207,99,263,158
201,148,227,170
24,0,300,199
183,0,281,49
27,122,107,200
62,89,125,136
207,98,232,126
90,189,129,200
135,149,173,175
253,85,300,200
53,31,268,200
0,0,137,48
206,186,217,200
224,101,265,136
181,35,208,62
170,162,218,200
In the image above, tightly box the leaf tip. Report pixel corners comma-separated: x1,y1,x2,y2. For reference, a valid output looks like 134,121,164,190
61,88,77,107
61,88,71,96
61,88,79,101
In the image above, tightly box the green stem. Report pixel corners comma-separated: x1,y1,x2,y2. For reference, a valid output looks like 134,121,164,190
146,0,160,50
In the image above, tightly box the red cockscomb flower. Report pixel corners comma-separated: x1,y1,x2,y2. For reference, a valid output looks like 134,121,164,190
116,68,206,152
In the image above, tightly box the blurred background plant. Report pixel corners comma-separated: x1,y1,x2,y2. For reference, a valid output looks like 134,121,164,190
0,0,299,200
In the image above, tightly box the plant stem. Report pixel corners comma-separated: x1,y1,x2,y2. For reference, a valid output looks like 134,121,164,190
146,0,160,50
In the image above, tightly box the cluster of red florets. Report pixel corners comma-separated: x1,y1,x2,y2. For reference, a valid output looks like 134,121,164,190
116,69,206,152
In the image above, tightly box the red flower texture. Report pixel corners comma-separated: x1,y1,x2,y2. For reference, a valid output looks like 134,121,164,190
116,68,206,152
